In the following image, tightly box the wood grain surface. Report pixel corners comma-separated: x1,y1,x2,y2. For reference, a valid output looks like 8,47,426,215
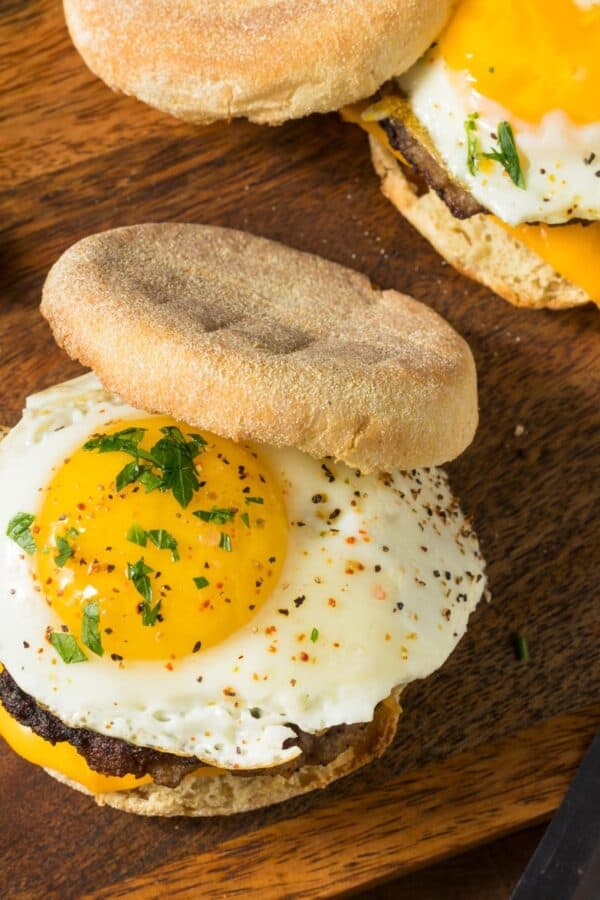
88,707,598,899
0,2,599,898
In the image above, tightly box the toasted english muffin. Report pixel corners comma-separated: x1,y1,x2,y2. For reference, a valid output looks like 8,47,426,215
42,222,478,471
47,691,401,817
63,0,451,125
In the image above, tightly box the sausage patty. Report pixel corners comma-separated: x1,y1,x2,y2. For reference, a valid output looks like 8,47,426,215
0,668,374,788
381,116,486,219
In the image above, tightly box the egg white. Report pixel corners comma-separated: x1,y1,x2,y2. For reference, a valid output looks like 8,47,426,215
401,54,600,226
0,374,486,770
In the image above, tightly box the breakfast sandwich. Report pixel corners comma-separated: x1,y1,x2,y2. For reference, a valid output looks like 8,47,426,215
0,224,486,816
347,0,600,310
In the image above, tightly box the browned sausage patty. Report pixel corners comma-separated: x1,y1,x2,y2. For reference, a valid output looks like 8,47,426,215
0,668,375,788
381,116,486,219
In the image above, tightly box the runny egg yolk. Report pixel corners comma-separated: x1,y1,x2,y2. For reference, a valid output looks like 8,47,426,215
36,417,288,663
438,0,600,125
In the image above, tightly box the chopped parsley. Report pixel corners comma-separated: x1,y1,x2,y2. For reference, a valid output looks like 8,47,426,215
150,426,206,508
464,112,480,176
138,469,162,493
515,633,530,663
127,522,147,547
48,632,87,664
483,121,525,188
219,532,233,552
147,529,180,562
193,576,210,590
193,507,236,524
126,524,179,560
310,627,319,643
127,557,161,626
116,460,143,492
6,512,36,555
240,512,250,529
244,496,264,505
81,600,104,657
54,534,74,568
83,427,153,459
83,425,206,508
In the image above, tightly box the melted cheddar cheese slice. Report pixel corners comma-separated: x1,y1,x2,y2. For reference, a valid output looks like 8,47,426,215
0,699,151,793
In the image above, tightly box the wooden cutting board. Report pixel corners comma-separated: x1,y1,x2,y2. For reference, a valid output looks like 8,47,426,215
0,3,598,897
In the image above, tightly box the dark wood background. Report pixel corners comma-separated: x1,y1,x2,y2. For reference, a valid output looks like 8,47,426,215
0,2,598,897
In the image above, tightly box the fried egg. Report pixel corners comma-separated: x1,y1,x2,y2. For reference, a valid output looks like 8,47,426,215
0,374,486,775
400,0,600,227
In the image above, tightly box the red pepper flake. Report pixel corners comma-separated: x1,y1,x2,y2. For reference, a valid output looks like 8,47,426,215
328,597,337,607
299,651,309,662
265,625,277,635
345,536,356,545
165,662,174,671
77,503,86,511
223,687,236,697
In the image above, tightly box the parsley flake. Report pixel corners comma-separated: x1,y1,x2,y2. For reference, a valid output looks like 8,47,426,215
6,512,36,555
127,522,147,547
147,529,180,562
464,112,480,176
127,558,161,626
84,427,152,459
81,600,104,657
219,532,232,552
54,534,74,568
515,633,530,663
310,628,319,643
116,460,142,492
193,507,236,524
138,469,162,493
49,632,87,664
193,576,210,590
244,496,264,505
482,121,525,188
